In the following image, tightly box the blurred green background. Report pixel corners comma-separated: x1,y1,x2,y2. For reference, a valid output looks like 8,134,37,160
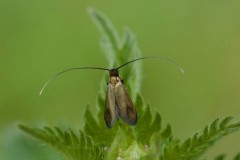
0,0,240,159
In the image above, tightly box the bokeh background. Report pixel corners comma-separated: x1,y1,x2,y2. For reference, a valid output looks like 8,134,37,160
0,0,240,159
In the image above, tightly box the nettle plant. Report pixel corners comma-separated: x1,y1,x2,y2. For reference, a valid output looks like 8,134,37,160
19,8,240,160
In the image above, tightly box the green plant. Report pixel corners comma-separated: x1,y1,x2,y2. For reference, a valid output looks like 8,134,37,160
19,8,240,160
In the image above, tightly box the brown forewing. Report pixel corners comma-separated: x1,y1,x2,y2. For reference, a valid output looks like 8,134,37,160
114,81,137,125
104,84,119,128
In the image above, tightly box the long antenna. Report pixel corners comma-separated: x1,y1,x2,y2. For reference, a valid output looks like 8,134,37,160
40,56,184,95
39,67,109,95
116,56,185,74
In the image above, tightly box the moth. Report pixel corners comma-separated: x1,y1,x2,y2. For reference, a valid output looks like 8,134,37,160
40,57,184,128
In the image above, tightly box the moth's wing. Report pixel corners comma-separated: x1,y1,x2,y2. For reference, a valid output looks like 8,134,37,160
104,84,119,128
114,81,137,125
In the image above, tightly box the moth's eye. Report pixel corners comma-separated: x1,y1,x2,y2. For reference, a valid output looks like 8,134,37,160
121,79,124,84
107,82,109,85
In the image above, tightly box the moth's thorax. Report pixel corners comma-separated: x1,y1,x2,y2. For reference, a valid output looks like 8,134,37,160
109,69,121,87
109,76,121,87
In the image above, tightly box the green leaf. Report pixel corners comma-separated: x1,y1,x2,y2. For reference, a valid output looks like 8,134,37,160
118,29,142,95
89,7,142,98
160,117,240,160
88,7,120,64
209,118,220,136
219,116,234,130
161,124,172,139
18,124,103,160
134,105,162,145
151,113,162,133
134,94,145,116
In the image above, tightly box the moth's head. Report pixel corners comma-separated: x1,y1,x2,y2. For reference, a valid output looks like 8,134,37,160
109,69,119,77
